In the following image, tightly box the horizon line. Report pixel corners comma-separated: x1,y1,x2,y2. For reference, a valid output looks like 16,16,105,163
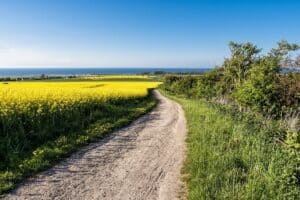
0,66,215,69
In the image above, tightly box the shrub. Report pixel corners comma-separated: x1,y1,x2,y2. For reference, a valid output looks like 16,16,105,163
163,75,200,97
195,68,223,99
233,59,282,116
278,73,300,110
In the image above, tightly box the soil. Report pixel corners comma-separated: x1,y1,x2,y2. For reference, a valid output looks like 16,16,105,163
4,91,187,200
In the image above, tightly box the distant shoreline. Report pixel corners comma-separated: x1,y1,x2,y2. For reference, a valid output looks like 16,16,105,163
0,67,213,77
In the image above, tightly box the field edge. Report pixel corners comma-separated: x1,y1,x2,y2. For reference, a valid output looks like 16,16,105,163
0,89,157,195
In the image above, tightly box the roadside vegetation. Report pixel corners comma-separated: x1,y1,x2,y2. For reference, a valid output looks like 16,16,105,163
162,40,300,199
0,80,158,194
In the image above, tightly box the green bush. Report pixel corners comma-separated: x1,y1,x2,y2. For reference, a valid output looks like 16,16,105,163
163,41,300,117
161,40,300,199
195,69,223,99
233,59,281,115
163,75,200,97
278,73,300,110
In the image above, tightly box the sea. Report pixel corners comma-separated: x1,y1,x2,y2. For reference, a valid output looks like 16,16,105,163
0,68,212,77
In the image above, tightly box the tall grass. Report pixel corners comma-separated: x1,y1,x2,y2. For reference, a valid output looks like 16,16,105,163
163,91,299,199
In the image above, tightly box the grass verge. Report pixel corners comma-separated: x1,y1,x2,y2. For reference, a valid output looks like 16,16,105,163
0,91,156,194
161,90,299,200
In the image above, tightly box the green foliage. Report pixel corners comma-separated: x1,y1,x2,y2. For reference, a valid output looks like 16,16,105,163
162,91,297,200
278,73,300,110
233,59,281,115
163,40,300,117
170,76,199,97
222,41,261,87
163,75,200,97
270,40,300,61
195,68,223,99
279,131,300,199
161,40,300,199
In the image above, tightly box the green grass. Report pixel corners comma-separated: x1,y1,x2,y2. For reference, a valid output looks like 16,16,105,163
0,91,156,194
161,90,299,200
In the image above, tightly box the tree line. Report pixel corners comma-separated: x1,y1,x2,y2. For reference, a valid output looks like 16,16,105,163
163,40,300,119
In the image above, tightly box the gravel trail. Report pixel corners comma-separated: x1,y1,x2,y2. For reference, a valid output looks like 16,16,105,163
4,90,187,200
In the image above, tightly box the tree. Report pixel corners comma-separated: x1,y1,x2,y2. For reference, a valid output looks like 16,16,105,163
234,58,281,115
270,40,299,59
269,40,299,70
234,40,300,116
295,55,300,67
222,42,261,91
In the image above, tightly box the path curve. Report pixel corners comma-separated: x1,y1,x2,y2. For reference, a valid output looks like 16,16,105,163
4,91,187,200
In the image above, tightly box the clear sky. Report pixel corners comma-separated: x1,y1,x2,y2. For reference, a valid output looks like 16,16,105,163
0,0,299,68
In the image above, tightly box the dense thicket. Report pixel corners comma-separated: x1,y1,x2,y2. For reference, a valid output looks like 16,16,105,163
164,40,300,118
163,41,300,199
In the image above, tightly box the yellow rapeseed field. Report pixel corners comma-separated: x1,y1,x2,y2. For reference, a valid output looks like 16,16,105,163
0,80,159,193
80,75,153,80
0,81,159,115
0,80,160,141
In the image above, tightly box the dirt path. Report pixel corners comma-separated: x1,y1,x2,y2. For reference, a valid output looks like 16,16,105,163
4,91,187,200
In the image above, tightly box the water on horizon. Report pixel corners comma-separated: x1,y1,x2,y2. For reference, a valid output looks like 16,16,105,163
0,68,212,77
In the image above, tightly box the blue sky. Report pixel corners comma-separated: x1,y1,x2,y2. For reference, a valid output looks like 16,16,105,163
0,0,299,68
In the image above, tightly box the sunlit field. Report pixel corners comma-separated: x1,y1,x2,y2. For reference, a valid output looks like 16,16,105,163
0,81,159,105
80,75,155,80
0,80,159,193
